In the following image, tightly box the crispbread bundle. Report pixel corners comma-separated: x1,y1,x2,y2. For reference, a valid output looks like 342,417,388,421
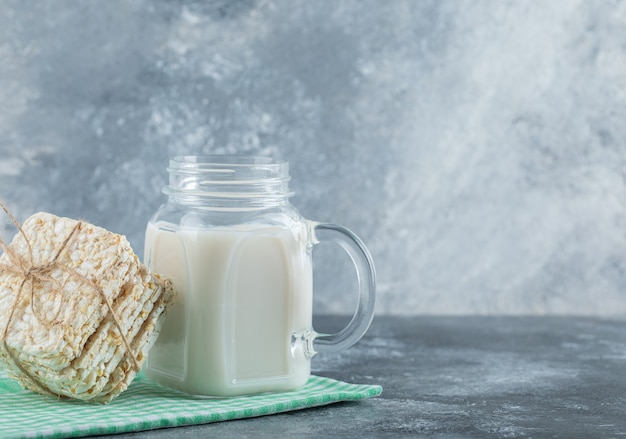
0,212,177,403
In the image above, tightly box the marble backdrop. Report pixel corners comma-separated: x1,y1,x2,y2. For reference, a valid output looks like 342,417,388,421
1,0,625,315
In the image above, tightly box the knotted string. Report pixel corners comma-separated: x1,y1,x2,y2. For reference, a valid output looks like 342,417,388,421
0,202,139,397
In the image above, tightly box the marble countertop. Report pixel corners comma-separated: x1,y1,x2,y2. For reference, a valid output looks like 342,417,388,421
99,315,626,438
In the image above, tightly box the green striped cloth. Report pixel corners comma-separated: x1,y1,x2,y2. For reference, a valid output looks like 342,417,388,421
0,370,381,439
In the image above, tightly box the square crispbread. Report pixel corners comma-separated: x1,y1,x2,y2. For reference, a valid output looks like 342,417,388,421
0,212,177,402
0,213,137,365
6,275,176,402
9,270,163,396
90,281,176,403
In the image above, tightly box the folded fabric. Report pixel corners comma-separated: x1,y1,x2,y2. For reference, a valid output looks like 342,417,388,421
0,370,382,439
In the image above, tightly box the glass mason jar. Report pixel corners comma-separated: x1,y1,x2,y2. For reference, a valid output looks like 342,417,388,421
143,155,376,397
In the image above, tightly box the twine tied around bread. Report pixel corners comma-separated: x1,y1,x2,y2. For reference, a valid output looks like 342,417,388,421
0,202,140,398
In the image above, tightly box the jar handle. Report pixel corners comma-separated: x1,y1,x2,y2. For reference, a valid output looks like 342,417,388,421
309,222,376,354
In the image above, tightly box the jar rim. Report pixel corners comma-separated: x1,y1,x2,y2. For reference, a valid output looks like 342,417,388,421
169,155,287,170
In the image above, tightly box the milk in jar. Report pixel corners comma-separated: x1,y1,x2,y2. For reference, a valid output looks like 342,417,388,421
143,221,313,396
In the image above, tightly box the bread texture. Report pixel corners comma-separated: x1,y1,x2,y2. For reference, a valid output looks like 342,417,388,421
0,212,176,402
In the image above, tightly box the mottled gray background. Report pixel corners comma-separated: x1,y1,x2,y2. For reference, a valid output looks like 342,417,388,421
1,0,625,315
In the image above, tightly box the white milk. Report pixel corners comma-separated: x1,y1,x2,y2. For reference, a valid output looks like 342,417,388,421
143,221,313,396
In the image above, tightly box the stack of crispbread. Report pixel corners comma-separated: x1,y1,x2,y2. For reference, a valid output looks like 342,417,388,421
0,212,177,403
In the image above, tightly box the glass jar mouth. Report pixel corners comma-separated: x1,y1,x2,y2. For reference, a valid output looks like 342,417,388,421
164,155,294,208
168,155,288,175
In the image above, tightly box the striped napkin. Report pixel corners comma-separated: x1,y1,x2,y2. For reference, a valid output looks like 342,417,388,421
0,370,381,439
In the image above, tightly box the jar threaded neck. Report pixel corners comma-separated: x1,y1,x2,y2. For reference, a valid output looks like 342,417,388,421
164,155,294,211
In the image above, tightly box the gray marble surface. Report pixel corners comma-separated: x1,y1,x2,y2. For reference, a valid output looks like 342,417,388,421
1,1,626,315
96,315,626,438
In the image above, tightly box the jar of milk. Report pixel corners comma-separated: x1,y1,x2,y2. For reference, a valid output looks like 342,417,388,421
144,155,376,396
